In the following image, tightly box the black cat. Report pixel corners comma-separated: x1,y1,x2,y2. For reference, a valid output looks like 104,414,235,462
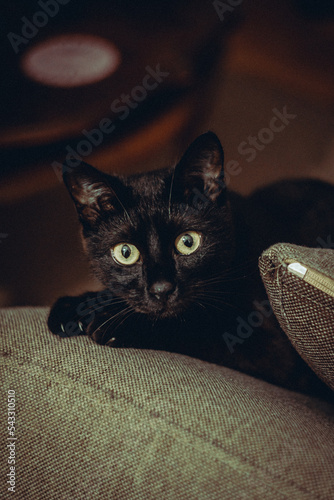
48,132,334,399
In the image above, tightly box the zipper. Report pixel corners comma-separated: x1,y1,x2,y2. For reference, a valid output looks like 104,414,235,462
286,259,334,298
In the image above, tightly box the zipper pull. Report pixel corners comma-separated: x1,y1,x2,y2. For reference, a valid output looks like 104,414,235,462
286,260,334,298
287,262,307,279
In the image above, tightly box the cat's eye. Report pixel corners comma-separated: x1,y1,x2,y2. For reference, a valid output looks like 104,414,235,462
175,231,202,255
111,243,140,266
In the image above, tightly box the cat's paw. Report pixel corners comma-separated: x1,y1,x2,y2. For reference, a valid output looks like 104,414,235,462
48,290,120,339
48,295,89,338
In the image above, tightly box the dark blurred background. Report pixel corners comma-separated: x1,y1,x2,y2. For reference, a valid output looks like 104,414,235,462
0,0,334,306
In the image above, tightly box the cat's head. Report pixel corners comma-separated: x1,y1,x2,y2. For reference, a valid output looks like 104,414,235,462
63,132,236,319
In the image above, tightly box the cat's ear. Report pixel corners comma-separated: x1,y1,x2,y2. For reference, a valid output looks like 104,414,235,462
174,131,225,206
63,162,128,229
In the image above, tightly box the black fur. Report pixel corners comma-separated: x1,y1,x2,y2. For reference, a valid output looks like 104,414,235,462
48,132,334,400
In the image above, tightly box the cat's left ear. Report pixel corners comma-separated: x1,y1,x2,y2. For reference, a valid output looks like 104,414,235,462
175,131,225,205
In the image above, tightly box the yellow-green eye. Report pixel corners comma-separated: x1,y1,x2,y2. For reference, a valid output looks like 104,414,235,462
111,243,140,266
175,231,202,255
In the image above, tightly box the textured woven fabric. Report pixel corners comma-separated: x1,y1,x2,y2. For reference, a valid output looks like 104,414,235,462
1,307,334,499
259,243,334,391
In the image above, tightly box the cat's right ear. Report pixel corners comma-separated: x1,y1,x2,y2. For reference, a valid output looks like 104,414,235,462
174,131,226,207
62,162,128,230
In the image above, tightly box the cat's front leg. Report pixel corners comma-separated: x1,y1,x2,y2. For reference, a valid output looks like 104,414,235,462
47,289,117,338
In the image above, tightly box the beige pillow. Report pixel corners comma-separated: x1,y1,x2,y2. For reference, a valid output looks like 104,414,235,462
259,243,334,391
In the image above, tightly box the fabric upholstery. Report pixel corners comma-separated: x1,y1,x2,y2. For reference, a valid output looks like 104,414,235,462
259,243,334,391
1,307,334,499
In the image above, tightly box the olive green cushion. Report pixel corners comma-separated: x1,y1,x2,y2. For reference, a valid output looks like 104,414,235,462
1,307,334,499
259,243,334,391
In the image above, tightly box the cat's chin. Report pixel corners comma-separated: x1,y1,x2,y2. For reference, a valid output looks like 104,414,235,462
151,309,181,320
133,302,187,321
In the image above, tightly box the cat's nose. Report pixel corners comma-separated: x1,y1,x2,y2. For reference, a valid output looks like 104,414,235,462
149,280,175,301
